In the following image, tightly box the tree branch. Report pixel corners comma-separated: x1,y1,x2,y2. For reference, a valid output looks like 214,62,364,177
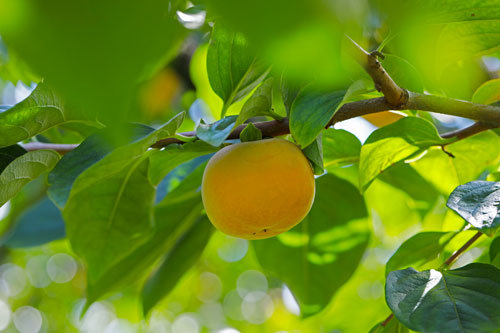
22,142,78,154
347,37,408,107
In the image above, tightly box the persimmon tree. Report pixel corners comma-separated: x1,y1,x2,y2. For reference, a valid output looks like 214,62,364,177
1,0,500,332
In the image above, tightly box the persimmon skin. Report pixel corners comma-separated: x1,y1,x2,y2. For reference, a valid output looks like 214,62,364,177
201,138,315,240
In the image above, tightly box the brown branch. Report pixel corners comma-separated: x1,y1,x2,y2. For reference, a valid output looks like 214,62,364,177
440,121,496,140
347,37,408,107
440,231,483,269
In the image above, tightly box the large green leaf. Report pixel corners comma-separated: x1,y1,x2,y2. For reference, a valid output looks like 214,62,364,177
411,131,500,195
0,0,185,125
88,197,203,302
207,24,269,116
0,150,59,207
386,232,454,276
378,162,439,217
359,117,449,192
253,173,370,316
386,263,500,332
323,129,361,168
3,197,65,248
447,181,500,236
142,216,213,315
48,124,154,208
0,82,90,148
289,90,346,148
0,144,26,173
63,114,184,283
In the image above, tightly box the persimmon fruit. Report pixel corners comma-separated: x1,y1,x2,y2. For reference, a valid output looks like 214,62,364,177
202,138,315,240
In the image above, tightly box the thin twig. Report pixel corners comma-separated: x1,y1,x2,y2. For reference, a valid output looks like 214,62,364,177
440,121,495,140
381,313,394,327
440,231,483,269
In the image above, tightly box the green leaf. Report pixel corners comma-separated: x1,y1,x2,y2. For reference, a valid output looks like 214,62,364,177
142,216,213,315
386,263,500,332
490,236,500,268
359,117,449,192
148,141,218,184
253,173,370,316
63,113,185,283
411,131,500,195
447,181,500,236
207,24,269,116
386,232,454,276
88,197,203,302
3,197,65,248
0,0,185,124
302,134,324,175
239,123,263,142
280,76,304,117
196,116,237,147
289,90,346,148
0,145,26,173
0,82,86,148
0,150,60,207
378,162,439,217
472,78,500,105
322,129,361,168
235,77,277,127
48,124,155,208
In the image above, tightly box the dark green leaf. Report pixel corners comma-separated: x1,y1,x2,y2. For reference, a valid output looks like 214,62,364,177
207,24,269,115
48,124,155,208
0,145,26,173
196,116,237,147
239,123,263,142
142,216,213,314
302,134,324,175
490,236,500,268
322,129,361,168
3,197,65,248
447,181,500,236
386,232,454,276
88,197,203,302
0,150,60,207
289,90,346,148
386,263,500,332
63,113,184,283
359,117,449,192
254,173,370,316
280,76,304,117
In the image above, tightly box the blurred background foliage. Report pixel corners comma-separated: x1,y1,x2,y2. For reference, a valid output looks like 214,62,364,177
0,0,499,332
